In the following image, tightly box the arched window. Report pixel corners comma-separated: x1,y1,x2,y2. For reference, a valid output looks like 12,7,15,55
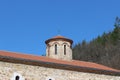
46,77,55,80
11,72,25,80
64,45,66,55
55,44,57,55
15,76,19,80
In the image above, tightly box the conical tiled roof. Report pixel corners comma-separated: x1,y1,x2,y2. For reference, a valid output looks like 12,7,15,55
45,35,73,44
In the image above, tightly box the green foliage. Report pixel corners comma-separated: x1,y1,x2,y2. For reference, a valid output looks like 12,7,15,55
73,17,120,69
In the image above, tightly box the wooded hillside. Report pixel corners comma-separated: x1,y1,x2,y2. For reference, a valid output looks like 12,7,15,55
73,17,120,70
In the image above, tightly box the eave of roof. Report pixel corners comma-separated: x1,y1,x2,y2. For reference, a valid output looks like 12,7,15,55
0,50,120,76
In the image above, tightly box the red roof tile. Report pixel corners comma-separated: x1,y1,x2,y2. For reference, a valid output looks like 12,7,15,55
53,35,66,38
0,50,119,73
45,35,73,44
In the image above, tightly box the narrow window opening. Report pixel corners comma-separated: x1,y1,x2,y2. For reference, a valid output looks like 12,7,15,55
15,76,19,80
64,45,66,55
55,44,57,55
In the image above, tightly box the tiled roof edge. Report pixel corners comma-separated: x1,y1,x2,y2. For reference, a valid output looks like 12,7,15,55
0,55,120,76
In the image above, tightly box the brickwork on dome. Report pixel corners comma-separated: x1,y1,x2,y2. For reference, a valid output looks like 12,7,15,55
0,61,120,80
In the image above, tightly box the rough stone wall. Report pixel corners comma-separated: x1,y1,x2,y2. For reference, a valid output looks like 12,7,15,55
46,40,72,61
0,61,120,80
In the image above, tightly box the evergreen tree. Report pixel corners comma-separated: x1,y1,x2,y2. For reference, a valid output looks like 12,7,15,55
73,17,120,69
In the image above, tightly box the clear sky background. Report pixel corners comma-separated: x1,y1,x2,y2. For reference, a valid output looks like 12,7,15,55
0,0,120,56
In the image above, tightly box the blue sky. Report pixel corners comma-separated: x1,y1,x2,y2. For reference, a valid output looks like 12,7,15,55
0,0,120,55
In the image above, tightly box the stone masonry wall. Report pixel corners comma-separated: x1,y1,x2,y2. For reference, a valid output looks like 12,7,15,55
0,61,120,80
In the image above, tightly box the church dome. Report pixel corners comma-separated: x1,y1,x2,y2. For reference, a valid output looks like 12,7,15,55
45,35,73,44
45,35,73,60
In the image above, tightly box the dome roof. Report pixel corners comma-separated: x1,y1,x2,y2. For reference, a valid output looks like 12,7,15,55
45,35,73,44
53,35,66,38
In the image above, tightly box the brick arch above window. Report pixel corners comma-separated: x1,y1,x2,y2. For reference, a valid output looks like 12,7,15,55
51,42,60,46
62,42,69,47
